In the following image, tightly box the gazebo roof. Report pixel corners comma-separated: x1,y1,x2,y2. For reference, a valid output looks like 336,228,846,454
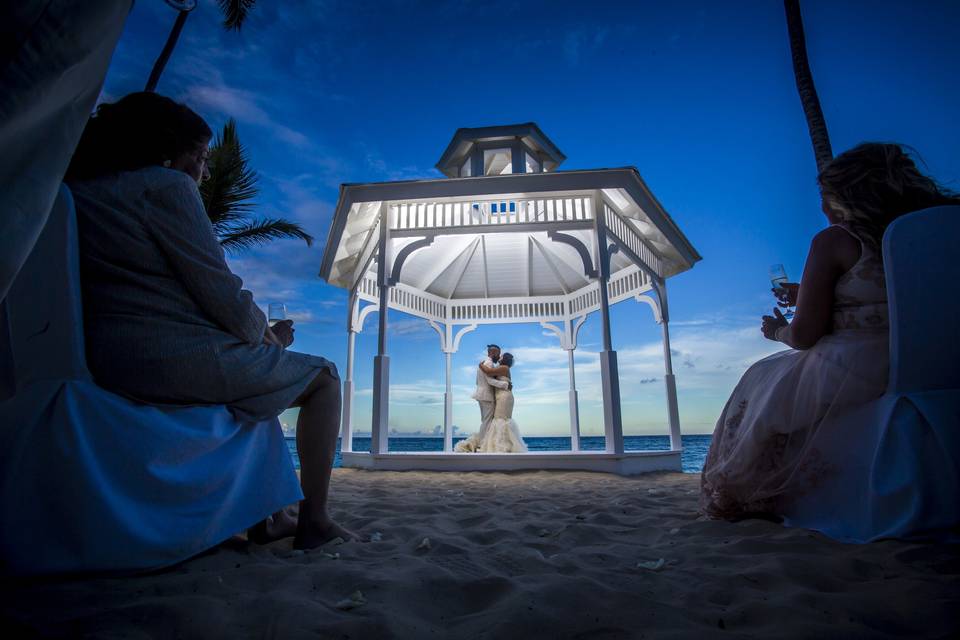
435,123,567,177
320,168,701,303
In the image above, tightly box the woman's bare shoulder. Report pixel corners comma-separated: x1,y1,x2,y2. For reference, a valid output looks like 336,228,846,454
810,225,862,269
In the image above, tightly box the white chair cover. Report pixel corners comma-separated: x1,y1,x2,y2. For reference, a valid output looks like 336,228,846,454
0,186,302,575
784,206,960,541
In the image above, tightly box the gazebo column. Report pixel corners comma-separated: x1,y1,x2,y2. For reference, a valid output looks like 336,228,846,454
565,346,581,452
541,316,586,452
638,283,683,453
342,324,357,453
429,320,457,453
657,283,682,451
340,292,361,453
594,192,624,454
443,350,454,451
433,322,477,451
370,214,392,455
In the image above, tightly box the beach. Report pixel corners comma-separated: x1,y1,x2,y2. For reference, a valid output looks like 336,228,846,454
3,469,957,638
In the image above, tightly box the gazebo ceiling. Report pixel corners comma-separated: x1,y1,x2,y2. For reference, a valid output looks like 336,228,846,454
386,230,638,300
320,168,701,297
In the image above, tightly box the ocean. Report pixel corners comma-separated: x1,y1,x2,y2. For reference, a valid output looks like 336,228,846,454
286,434,712,474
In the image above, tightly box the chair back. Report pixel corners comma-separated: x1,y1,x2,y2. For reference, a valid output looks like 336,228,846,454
3,185,90,391
882,205,960,393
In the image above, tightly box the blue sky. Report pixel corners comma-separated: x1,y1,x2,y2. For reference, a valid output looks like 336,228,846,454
102,0,960,437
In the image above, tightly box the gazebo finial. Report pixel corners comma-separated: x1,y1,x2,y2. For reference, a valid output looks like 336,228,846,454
435,123,566,178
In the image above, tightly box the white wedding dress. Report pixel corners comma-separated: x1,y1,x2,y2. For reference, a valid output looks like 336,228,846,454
456,377,527,453
700,224,889,519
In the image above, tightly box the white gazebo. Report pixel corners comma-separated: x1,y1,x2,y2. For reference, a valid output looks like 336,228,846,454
319,124,701,474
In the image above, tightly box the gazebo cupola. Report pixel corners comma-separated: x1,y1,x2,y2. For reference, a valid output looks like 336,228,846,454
320,123,701,475
435,123,567,177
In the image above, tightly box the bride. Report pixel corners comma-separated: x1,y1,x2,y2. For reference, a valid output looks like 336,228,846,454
456,353,527,453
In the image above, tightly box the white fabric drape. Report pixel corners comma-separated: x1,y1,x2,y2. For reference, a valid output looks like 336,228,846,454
0,1,132,303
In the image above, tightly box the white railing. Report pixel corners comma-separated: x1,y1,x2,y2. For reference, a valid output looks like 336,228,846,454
390,195,594,232
603,203,664,278
608,267,651,304
569,266,651,316
449,299,566,324
569,285,600,316
358,277,447,322
359,264,651,326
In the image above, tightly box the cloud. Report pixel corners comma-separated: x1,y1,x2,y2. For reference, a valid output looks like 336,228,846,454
219,172,340,309
362,148,443,182
445,320,782,417
563,26,614,67
350,317,779,435
286,308,339,325
563,32,582,66
355,380,445,406
182,84,311,147
268,173,338,224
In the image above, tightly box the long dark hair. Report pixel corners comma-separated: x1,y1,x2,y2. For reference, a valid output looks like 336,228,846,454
66,92,212,181
500,353,515,367
818,143,960,252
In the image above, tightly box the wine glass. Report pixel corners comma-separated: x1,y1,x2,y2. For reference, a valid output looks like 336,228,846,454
768,264,794,319
268,302,287,327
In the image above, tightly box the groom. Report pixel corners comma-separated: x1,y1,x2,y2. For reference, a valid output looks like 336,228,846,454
471,344,507,439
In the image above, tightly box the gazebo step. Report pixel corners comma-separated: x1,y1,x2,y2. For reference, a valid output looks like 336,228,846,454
340,450,681,475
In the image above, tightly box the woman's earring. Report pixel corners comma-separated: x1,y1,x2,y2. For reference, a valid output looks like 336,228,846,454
162,159,172,168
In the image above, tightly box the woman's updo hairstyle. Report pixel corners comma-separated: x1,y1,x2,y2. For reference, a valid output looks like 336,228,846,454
500,353,515,367
66,92,212,181
817,142,960,252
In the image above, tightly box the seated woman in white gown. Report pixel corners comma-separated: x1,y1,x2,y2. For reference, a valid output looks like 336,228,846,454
456,353,527,453
700,142,960,521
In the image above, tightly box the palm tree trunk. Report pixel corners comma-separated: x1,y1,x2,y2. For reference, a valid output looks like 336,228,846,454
144,10,190,92
784,0,833,172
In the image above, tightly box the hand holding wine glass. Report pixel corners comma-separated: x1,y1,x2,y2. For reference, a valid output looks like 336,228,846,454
769,264,796,319
266,303,294,348
773,282,799,308
268,303,287,327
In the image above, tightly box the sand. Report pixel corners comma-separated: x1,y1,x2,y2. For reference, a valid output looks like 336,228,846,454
2,469,958,639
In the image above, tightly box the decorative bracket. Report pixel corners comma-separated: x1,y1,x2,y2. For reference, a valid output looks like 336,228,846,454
635,294,662,324
571,314,587,349
389,236,434,286
652,278,668,323
604,242,620,275
636,279,668,324
547,230,597,278
428,319,447,352
354,302,379,333
450,324,478,353
540,321,570,349
541,315,588,350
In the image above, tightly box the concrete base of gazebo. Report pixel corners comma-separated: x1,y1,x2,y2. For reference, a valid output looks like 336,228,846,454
340,449,681,475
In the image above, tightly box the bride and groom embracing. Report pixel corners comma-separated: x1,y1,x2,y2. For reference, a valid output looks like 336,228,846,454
455,345,528,453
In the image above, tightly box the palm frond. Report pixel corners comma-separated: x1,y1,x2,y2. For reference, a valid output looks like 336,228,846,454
218,0,257,31
201,118,259,226
219,218,315,253
201,119,312,253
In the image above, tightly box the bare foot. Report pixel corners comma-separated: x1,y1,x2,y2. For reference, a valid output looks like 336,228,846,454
293,516,357,550
247,506,299,544
729,511,784,524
